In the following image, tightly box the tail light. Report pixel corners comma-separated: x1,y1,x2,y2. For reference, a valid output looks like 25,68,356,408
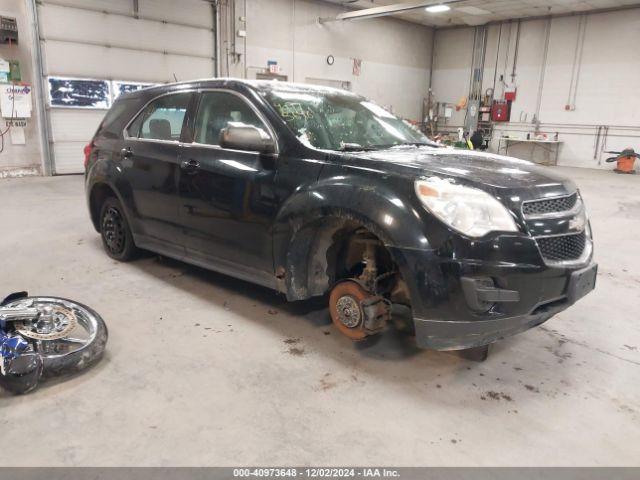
83,142,94,169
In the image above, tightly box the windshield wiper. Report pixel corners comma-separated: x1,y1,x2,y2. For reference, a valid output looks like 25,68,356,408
337,143,376,152
336,142,436,152
373,142,439,149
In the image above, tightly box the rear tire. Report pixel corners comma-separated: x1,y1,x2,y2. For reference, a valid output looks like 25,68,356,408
99,197,137,261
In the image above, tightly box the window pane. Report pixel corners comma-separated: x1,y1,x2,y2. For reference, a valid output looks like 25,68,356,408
194,91,267,146
48,77,111,109
112,81,155,99
129,93,191,141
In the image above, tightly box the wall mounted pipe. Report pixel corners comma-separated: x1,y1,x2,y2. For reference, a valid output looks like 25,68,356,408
212,1,219,77
491,23,502,98
27,0,54,176
570,15,588,109
441,125,640,139
243,0,247,79
500,21,512,98
292,0,296,82
428,27,436,92
533,17,551,127
510,20,520,83
500,122,639,130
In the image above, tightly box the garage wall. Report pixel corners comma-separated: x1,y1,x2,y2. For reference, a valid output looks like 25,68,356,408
430,7,640,169
430,27,474,129
0,0,43,177
41,0,432,174
1,0,434,176
232,0,433,121
38,0,215,174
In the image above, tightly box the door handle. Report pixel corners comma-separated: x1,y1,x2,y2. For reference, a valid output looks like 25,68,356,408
180,158,200,174
120,147,132,160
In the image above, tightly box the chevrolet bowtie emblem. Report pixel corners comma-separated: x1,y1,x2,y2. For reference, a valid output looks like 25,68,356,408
569,212,586,231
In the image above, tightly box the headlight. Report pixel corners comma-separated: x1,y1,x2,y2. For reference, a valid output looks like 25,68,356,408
415,177,518,238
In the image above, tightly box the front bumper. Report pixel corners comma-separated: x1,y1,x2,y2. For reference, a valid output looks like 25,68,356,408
390,243,597,351
414,306,561,351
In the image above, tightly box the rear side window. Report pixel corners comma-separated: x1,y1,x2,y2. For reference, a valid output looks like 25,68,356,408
127,92,191,141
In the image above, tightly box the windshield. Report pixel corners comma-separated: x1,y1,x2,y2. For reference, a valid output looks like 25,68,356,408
262,87,436,151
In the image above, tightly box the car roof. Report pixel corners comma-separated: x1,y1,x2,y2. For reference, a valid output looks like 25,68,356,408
117,77,360,102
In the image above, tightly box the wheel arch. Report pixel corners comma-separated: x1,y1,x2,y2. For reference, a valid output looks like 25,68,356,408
274,181,427,301
88,182,128,233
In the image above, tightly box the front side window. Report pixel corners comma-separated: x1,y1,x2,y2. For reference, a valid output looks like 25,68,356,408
127,92,191,141
263,88,435,151
193,91,268,146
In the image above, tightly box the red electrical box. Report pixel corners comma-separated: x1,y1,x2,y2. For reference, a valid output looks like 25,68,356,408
491,101,510,122
504,89,517,102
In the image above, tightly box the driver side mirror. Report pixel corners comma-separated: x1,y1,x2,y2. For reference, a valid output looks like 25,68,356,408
219,124,276,154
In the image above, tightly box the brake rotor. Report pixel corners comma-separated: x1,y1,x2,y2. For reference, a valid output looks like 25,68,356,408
329,281,370,341
14,304,78,340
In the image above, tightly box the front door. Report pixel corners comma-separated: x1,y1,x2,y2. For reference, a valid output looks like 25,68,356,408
120,91,193,256
178,90,280,285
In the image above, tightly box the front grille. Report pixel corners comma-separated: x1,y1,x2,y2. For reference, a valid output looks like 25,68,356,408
522,193,578,216
536,232,586,262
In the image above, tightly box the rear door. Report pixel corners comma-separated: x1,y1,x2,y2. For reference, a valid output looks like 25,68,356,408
177,89,280,285
120,91,195,255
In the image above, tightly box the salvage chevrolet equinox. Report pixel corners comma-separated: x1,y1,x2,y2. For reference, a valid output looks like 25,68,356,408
85,79,597,352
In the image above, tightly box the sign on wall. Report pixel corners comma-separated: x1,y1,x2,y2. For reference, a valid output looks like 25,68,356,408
0,84,32,118
352,58,362,77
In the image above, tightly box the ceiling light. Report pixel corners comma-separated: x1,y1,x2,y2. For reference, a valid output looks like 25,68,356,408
426,4,451,13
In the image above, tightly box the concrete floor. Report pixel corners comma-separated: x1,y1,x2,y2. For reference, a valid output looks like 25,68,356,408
0,167,638,466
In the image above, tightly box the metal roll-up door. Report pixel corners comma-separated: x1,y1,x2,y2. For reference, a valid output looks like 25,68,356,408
37,0,214,174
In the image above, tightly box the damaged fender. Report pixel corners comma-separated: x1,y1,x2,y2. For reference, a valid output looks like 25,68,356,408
272,172,438,305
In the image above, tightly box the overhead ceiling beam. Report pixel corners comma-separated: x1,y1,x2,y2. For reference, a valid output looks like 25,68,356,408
438,3,640,30
318,0,465,24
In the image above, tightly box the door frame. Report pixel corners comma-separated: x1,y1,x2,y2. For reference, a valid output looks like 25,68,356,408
122,89,199,144
118,89,198,255
184,87,281,154
176,87,282,289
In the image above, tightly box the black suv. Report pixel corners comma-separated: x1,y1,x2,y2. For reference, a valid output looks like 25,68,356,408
85,79,597,351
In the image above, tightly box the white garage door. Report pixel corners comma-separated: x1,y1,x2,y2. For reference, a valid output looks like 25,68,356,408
37,0,215,174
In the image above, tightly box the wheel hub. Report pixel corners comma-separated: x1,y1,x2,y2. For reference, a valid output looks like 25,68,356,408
335,295,361,328
15,305,78,340
329,281,371,341
102,207,125,254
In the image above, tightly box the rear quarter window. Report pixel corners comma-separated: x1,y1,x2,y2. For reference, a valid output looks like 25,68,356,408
95,98,141,140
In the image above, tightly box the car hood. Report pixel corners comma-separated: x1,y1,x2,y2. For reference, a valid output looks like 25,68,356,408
352,146,576,197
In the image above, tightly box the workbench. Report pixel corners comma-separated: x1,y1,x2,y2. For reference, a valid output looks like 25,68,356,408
497,138,563,165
